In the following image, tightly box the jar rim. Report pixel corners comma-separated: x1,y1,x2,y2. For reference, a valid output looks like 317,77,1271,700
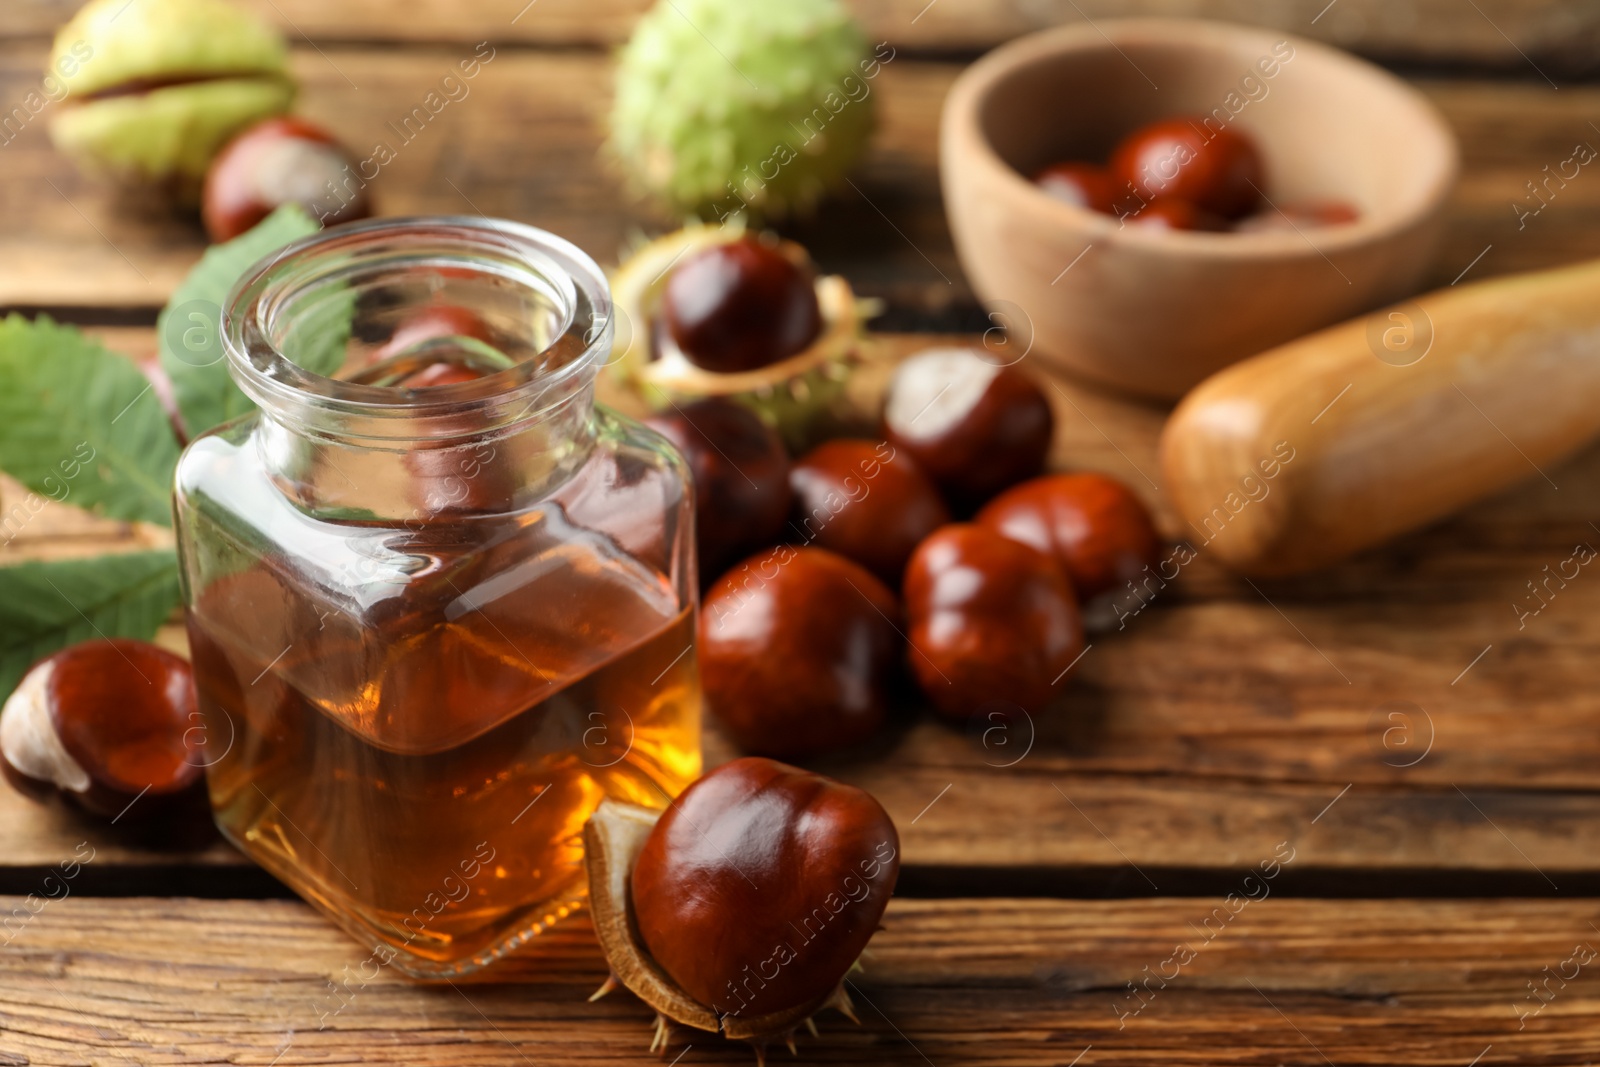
223,215,613,441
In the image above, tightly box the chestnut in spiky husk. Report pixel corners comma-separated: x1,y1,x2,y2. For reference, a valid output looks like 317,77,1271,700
606,0,874,220
584,757,900,1058
609,222,875,452
664,238,822,374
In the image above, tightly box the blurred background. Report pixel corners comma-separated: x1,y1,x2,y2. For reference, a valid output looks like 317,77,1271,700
1,0,1596,330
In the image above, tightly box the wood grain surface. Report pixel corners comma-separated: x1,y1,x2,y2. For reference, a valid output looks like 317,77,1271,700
2,1,1600,1063
6,0,1599,74
2,330,1598,893
1,47,1597,314
4,896,1599,1064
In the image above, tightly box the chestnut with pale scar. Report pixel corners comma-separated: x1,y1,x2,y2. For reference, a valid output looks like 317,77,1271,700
1,639,202,817
883,347,1055,513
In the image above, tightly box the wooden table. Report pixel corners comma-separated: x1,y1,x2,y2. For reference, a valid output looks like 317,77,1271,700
4,2,1600,1063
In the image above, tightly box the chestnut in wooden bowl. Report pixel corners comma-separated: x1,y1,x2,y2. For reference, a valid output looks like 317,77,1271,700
941,18,1457,399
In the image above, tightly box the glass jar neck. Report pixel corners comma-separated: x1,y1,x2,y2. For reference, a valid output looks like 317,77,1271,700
248,384,600,520
222,217,613,519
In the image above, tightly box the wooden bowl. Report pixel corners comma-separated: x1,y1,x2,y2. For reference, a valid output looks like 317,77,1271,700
940,19,1458,401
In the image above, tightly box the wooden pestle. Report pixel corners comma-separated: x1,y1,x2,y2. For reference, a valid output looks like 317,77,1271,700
1160,257,1600,575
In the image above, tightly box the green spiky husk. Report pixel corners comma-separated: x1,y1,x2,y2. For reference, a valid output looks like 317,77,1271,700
608,0,877,220
636,355,860,455
50,78,295,195
47,0,294,195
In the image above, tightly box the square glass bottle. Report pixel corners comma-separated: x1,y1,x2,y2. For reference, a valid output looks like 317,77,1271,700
173,217,701,977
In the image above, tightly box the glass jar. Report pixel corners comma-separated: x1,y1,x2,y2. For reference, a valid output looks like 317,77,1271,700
172,217,701,978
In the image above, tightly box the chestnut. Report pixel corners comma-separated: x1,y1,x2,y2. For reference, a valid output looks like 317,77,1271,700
584,757,899,1049
978,473,1162,602
904,524,1083,721
882,347,1055,512
699,546,899,759
662,236,822,373
1110,117,1263,220
0,639,202,817
1034,161,1116,213
789,439,950,586
202,116,371,242
644,398,792,583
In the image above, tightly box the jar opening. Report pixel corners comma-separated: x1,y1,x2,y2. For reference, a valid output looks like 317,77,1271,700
224,216,613,442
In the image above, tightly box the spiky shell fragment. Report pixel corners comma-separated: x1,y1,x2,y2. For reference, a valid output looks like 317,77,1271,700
608,0,878,220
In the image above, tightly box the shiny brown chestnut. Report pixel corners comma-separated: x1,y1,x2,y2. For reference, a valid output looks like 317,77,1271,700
699,546,899,758
1109,117,1264,220
882,347,1054,512
645,398,792,583
789,439,950,586
977,472,1162,602
636,758,899,1018
202,117,371,242
904,524,1083,721
662,236,823,373
0,639,202,816
583,758,900,1052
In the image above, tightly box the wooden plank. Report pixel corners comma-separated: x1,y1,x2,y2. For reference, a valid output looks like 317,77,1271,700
2,47,1599,313
3,331,1600,888
5,0,1597,72
3,896,1599,1063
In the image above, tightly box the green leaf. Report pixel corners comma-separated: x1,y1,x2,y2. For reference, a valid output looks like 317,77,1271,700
0,314,181,527
159,204,352,436
0,550,181,701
